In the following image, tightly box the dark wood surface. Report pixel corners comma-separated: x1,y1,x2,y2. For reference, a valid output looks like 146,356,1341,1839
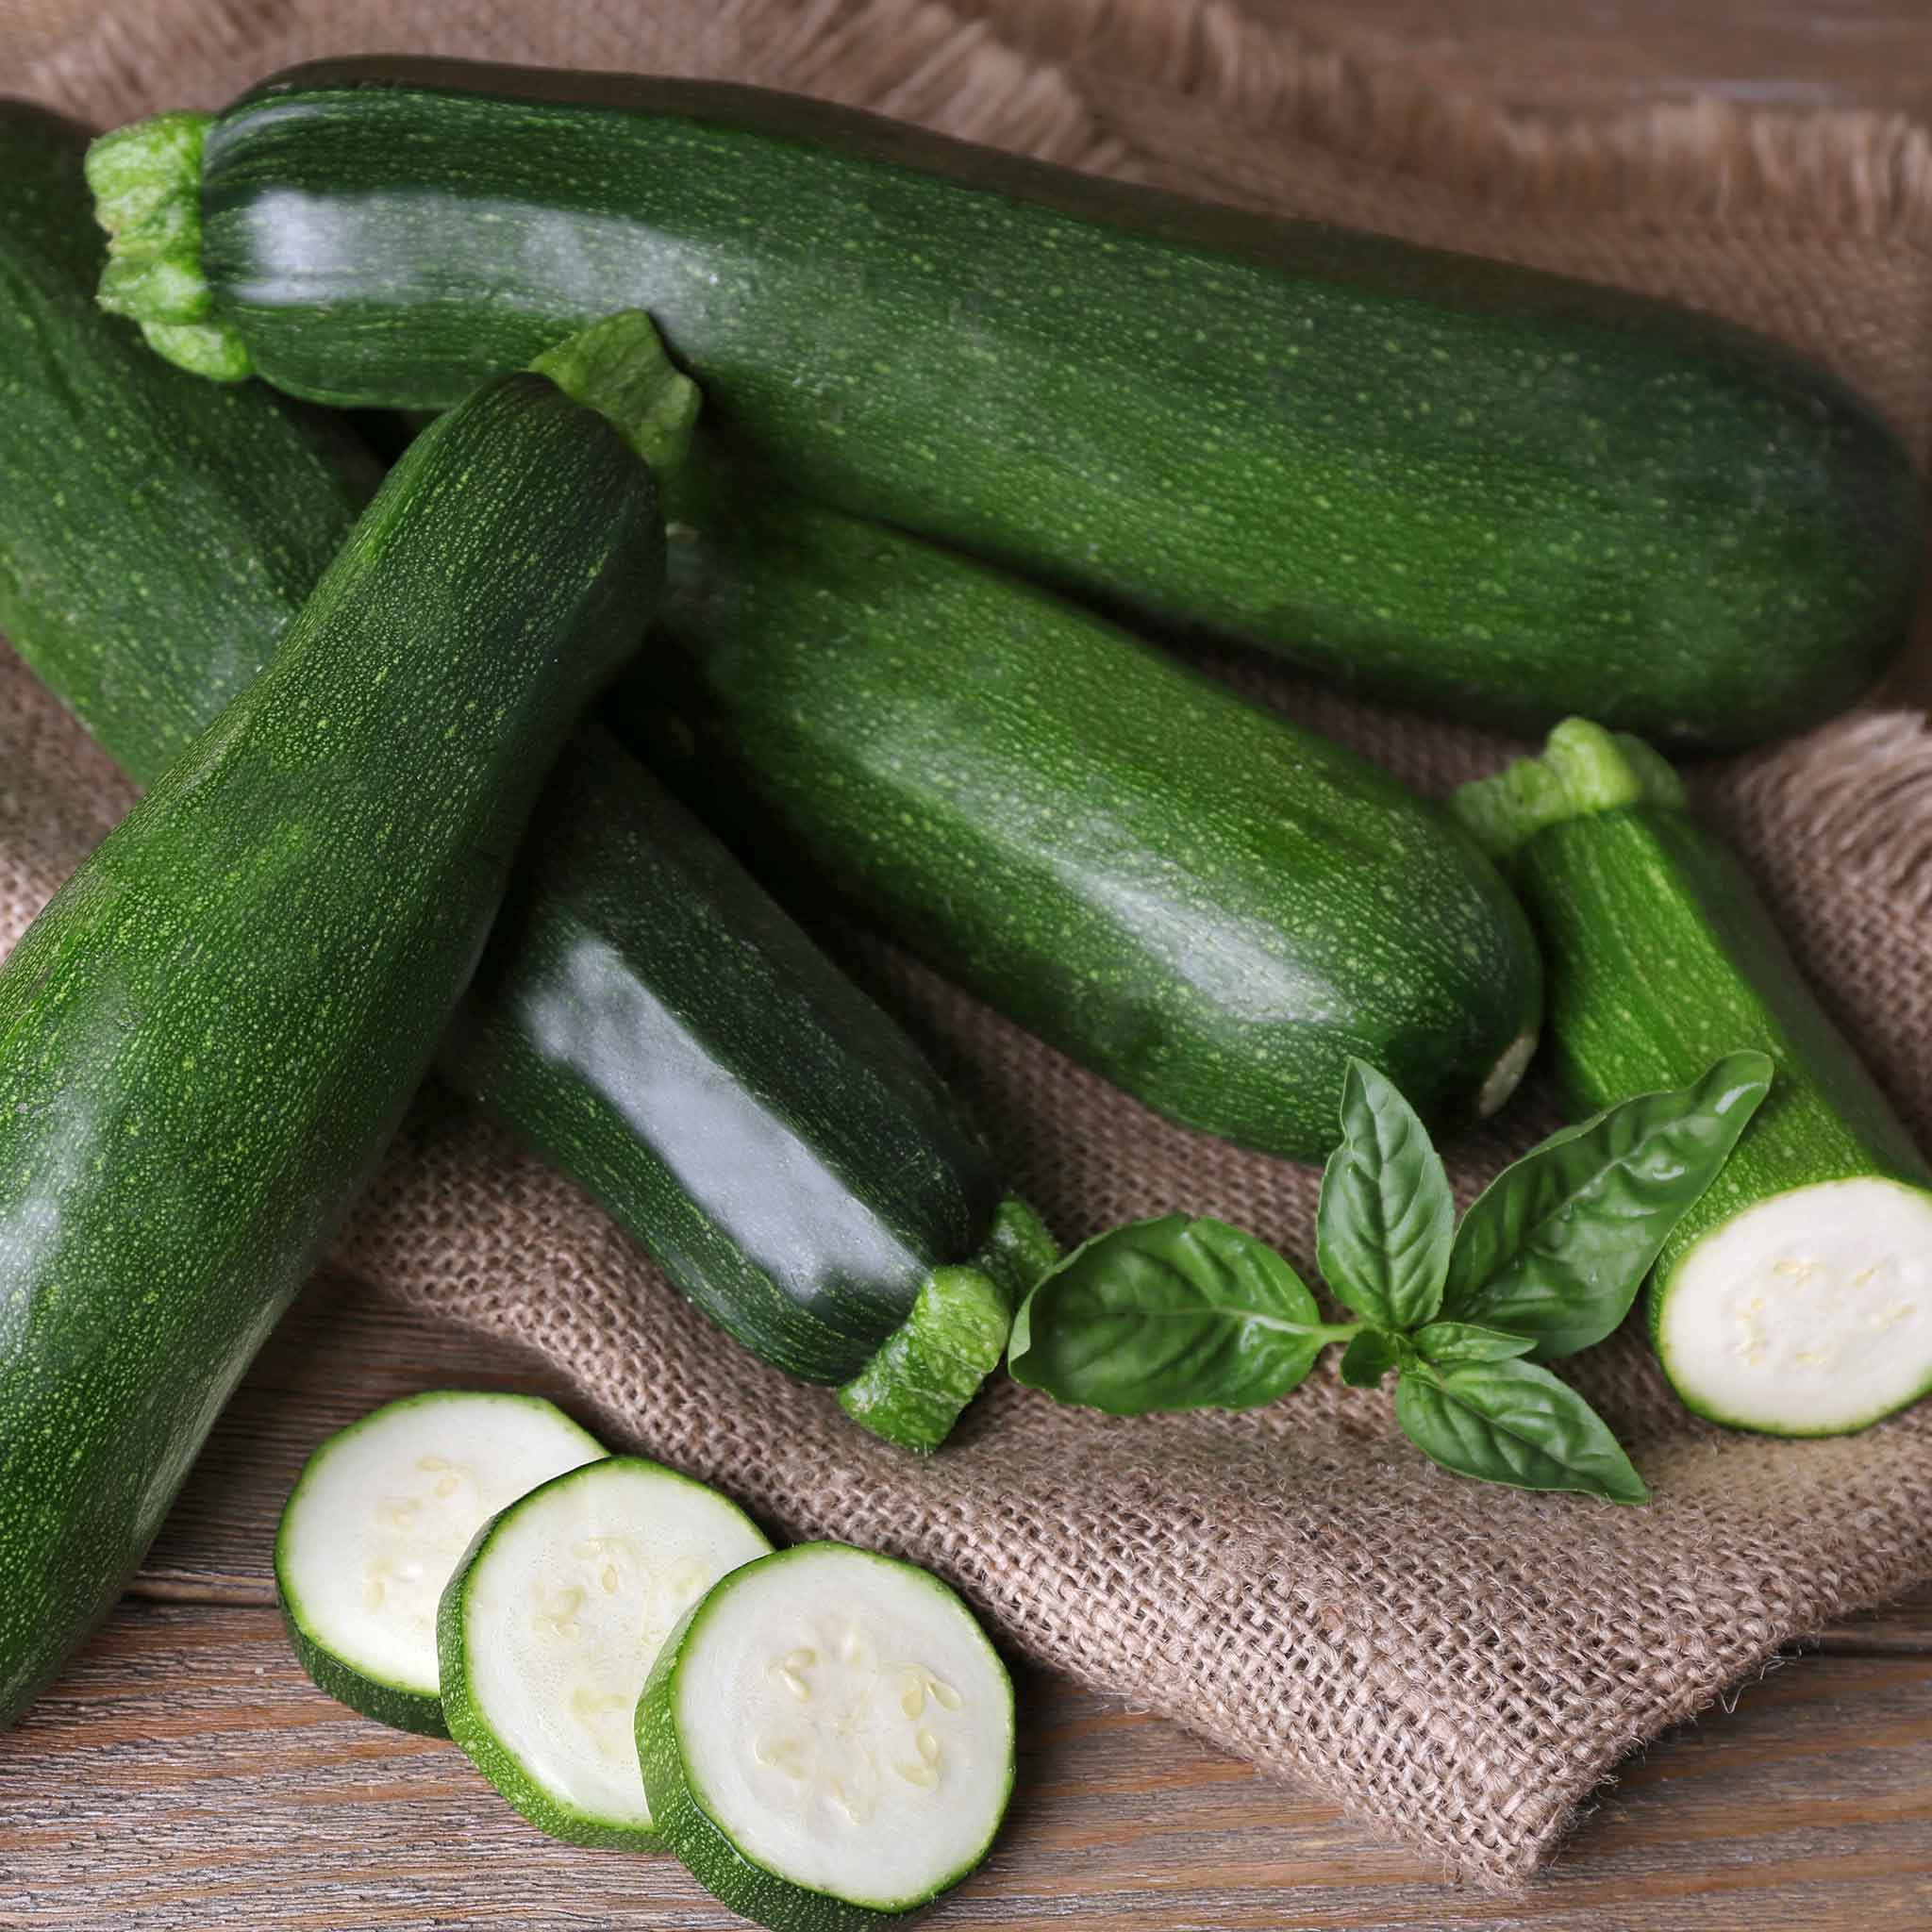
7,2,1932,1926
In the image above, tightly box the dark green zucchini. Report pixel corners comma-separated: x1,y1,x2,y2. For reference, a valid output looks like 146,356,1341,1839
1453,721,1932,1437
620,453,1543,1163
0,116,1048,1461
0,325,667,1726
0,102,377,774
91,57,1921,748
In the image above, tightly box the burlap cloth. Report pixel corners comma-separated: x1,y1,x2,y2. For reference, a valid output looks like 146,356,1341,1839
12,0,1932,1890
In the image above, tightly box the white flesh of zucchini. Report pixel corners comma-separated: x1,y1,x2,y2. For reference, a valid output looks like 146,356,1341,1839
276,1391,605,1728
675,1543,1013,1909
1658,1176,1932,1434
451,1457,770,1840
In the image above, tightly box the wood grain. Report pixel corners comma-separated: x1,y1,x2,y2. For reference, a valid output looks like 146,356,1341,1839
5,1600,1932,1930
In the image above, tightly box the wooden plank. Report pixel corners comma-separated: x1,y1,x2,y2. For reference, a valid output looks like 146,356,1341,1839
2,1601,1929,1929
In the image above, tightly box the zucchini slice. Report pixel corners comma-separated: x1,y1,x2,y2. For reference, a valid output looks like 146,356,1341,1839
438,1457,771,1850
275,1392,607,1736
638,1541,1014,1930
1455,720,1932,1436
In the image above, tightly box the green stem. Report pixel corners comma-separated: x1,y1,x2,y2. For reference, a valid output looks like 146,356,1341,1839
1450,716,1687,863
529,312,701,475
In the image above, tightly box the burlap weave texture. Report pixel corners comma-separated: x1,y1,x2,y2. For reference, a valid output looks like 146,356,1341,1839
11,0,1932,1888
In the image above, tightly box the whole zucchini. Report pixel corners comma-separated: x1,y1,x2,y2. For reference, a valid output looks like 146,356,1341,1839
0,114,1048,1459
91,58,1920,749
1453,722,1932,1437
622,455,1543,1163
0,325,668,1725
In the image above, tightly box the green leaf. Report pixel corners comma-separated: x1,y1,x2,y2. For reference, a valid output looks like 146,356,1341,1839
1316,1058,1455,1330
1340,1328,1402,1388
1411,1322,1537,1365
1441,1049,1773,1358
1008,1214,1339,1414
1394,1359,1649,1504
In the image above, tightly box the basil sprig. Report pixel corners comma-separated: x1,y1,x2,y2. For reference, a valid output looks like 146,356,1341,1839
1008,1050,1773,1504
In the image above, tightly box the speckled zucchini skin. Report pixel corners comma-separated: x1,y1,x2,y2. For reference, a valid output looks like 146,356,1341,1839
0,372,662,1726
164,55,1918,747
625,463,1543,1162
4,111,1037,1420
440,732,1008,1384
1504,805,1932,1360
0,102,375,780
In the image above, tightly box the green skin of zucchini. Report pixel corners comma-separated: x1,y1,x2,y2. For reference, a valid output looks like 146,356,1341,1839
636,1542,1014,1931
1454,723,1932,1429
3,108,1049,1449
620,458,1544,1163
97,57,1921,749
0,103,379,774
0,366,663,1726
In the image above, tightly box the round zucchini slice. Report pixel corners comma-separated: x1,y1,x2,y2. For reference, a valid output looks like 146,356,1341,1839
275,1391,607,1736
638,1541,1015,1929
438,1456,771,1849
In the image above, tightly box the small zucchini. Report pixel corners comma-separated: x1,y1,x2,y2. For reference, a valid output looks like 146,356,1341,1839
1454,721,1932,1436
0,115,1051,1462
0,320,667,1726
621,456,1543,1163
91,58,1922,748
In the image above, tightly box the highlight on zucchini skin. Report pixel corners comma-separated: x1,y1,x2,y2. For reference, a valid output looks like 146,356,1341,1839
90,55,1922,749
1454,720,1932,1438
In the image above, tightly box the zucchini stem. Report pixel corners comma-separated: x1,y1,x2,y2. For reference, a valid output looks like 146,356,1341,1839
528,312,701,476
86,112,252,380
1451,716,1687,862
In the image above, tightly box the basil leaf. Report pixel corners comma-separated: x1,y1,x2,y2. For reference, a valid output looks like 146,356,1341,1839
1340,1328,1402,1388
1441,1049,1773,1358
1316,1058,1455,1329
1395,1359,1649,1504
1411,1322,1537,1365
1008,1213,1332,1414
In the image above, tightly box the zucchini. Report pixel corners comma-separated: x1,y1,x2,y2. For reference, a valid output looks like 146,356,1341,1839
0,328,667,1726
440,735,1054,1404
92,58,1921,749
620,456,1543,1162
637,1541,1014,1930
0,116,1050,1456
1453,721,1932,1436
275,1391,608,1736
0,101,376,775
438,1456,771,1849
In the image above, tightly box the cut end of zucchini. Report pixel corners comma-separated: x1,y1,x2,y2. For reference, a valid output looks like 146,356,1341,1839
1451,717,1688,862
275,1391,606,1734
87,112,250,376
529,310,701,477
639,1541,1014,1928
439,1456,770,1851
837,1264,1013,1454
1655,1176,1932,1435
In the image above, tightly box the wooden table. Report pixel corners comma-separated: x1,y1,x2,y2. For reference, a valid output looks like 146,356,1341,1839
8,3,1932,1926
6,1277,1932,1930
